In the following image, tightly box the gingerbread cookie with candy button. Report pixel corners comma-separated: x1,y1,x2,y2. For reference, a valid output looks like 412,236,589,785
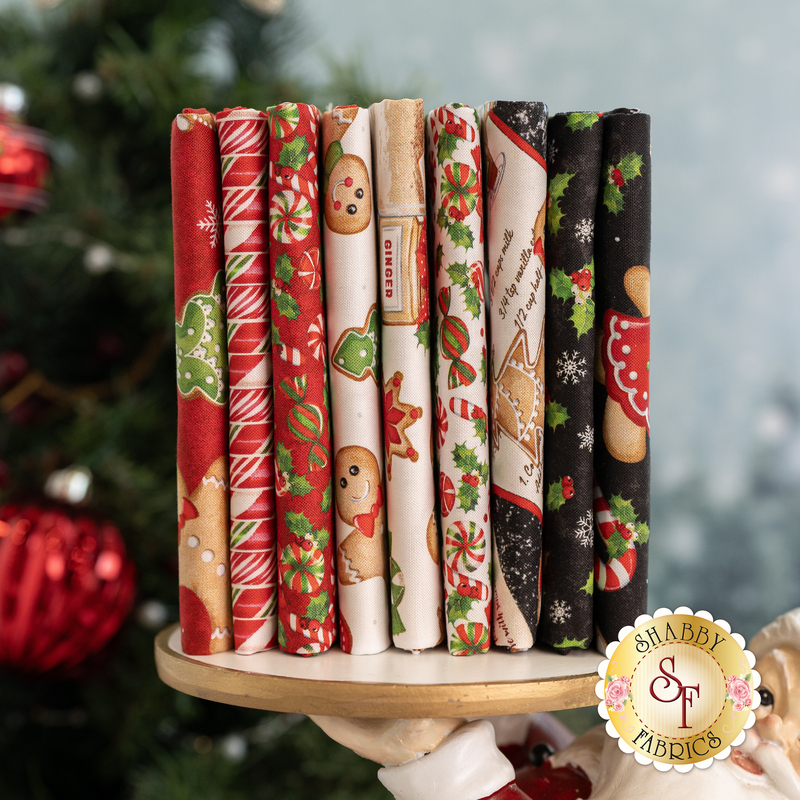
334,446,388,585
599,264,650,463
322,106,372,235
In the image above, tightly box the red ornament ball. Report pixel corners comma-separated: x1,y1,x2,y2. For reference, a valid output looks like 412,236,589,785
0,504,136,674
0,121,49,218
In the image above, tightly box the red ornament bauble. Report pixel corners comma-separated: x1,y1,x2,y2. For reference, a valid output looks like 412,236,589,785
0,504,136,673
0,112,49,218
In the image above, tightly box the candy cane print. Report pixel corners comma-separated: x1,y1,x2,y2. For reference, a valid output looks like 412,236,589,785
593,479,637,592
442,562,490,602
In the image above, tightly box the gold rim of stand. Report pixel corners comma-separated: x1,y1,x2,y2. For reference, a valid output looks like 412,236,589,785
155,624,603,718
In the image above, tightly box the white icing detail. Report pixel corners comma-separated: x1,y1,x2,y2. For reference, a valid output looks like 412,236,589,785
188,536,199,549
201,549,214,563
216,563,226,577
622,344,630,354
352,481,370,503
630,371,638,380
202,475,228,489
211,626,232,640
606,314,649,429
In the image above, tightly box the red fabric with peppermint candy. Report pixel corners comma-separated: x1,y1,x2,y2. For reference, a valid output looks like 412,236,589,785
268,103,336,656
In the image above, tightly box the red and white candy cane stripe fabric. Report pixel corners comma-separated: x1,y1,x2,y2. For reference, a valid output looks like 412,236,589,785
216,107,277,655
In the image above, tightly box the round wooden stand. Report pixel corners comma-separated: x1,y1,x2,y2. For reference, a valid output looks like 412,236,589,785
155,625,603,718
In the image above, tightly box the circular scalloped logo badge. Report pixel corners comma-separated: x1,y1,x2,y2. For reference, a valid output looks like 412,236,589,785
597,607,761,772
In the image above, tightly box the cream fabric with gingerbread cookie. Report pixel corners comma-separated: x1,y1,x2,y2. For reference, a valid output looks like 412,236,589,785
322,106,390,655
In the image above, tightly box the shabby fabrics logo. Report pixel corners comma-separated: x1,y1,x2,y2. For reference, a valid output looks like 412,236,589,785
597,607,761,772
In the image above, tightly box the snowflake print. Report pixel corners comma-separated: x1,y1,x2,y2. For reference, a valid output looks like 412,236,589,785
574,511,593,548
575,217,594,244
577,424,593,450
551,599,572,624
514,107,531,128
556,350,587,385
197,200,221,248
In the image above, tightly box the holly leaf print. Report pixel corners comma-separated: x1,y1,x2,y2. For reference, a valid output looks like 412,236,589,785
271,318,282,347
473,414,487,445
546,172,574,236
636,521,650,545
315,525,330,551
549,268,575,302
570,297,595,338
603,154,642,215
304,590,330,623
321,482,332,515
452,442,479,474
461,286,481,319
436,130,459,165
276,443,313,496
603,182,624,215
290,474,312,496
274,253,294,283
608,494,648,541
446,260,469,287
457,479,480,512
285,510,313,539
390,555,406,635
435,243,444,274
604,528,631,561
446,590,476,625
546,481,567,511
278,622,287,649
415,319,430,351
436,206,449,230
278,136,310,171
554,636,589,650
581,570,594,595
274,289,299,320
566,112,601,131
479,348,487,385
447,220,475,250
618,153,643,182
546,400,570,431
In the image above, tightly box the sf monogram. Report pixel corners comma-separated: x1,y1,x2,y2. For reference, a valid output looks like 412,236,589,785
649,655,700,729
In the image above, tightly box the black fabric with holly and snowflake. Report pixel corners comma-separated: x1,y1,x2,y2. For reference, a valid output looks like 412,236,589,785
539,112,604,653
593,109,651,648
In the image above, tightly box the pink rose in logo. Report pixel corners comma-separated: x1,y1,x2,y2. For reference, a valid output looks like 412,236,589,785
605,676,631,708
726,675,752,709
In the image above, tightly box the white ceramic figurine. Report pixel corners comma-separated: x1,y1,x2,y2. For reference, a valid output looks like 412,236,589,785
312,608,800,800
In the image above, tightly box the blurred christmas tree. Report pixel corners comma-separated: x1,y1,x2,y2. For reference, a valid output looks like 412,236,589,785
0,0,389,796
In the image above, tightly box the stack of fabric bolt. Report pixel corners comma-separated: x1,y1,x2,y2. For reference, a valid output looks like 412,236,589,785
171,100,651,658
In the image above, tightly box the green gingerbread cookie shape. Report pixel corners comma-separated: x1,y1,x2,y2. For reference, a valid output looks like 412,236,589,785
176,272,227,405
331,305,379,383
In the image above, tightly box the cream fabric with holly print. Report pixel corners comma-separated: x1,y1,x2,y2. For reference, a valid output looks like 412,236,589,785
427,105,492,656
